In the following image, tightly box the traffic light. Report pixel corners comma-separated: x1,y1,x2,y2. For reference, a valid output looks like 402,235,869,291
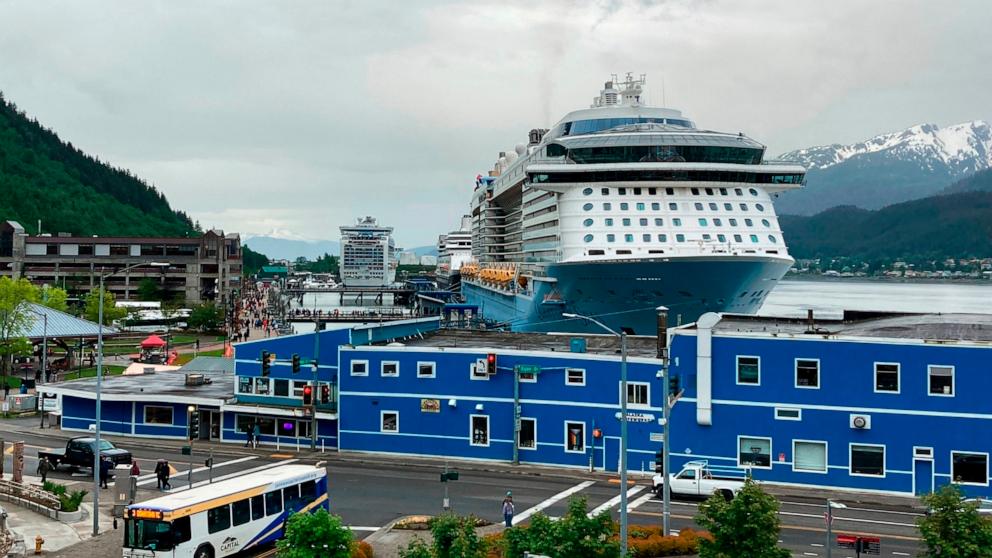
654,449,664,473
320,384,330,404
486,353,496,375
668,374,681,396
261,350,271,377
291,354,301,374
440,471,459,482
302,384,313,406
188,410,200,440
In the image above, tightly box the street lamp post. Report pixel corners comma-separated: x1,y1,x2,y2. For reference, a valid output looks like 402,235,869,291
26,307,47,385
92,262,168,537
562,312,629,558
826,500,846,558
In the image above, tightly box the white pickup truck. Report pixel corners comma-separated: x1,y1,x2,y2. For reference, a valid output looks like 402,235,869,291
652,460,748,500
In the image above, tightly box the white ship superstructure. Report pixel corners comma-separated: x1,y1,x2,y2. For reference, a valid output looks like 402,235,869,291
436,215,473,291
339,217,396,287
461,74,807,333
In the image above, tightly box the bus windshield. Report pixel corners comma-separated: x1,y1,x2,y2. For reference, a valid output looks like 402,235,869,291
125,519,176,551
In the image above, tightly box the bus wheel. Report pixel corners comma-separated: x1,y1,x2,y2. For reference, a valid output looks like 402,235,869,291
194,545,214,558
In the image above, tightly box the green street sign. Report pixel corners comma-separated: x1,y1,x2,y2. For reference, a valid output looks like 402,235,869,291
440,471,460,482
181,445,192,456
515,365,541,375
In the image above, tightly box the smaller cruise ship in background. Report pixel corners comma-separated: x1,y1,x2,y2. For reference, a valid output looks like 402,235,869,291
436,215,473,292
339,216,397,287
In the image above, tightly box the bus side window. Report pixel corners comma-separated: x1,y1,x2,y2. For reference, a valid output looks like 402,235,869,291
207,505,231,534
284,485,301,512
251,495,265,521
173,516,192,544
301,480,316,501
265,490,282,516
232,499,251,527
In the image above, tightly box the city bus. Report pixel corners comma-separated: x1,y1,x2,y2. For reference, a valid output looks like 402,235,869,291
123,464,328,558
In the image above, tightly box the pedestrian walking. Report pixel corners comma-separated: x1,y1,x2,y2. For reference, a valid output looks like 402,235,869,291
130,461,141,477
501,491,515,527
99,457,111,489
244,424,254,448
252,422,261,449
154,459,167,490
37,456,52,484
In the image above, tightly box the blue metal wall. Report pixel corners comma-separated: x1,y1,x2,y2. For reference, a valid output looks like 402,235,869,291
338,346,666,472
668,329,992,497
61,398,191,439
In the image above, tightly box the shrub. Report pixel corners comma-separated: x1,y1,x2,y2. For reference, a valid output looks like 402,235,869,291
59,490,87,513
42,481,67,497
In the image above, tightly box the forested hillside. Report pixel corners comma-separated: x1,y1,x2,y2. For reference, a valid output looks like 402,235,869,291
0,92,195,236
779,191,992,261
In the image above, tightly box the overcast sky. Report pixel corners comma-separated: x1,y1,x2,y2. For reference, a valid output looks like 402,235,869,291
1,0,989,247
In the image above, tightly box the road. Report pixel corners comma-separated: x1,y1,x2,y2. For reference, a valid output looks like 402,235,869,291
3,427,922,557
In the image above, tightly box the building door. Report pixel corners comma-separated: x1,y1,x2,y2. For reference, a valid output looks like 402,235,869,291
210,411,221,440
198,410,212,441
915,458,934,496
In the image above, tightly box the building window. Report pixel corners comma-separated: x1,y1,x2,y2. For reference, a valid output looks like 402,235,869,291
729,218,738,226
702,234,712,241
519,418,536,450
238,376,254,394
738,436,771,468
565,368,585,386
733,234,743,242
749,234,759,243
795,359,819,388
724,203,733,211
698,218,708,226
717,234,726,242
774,407,802,421
626,382,650,408
694,202,704,210
658,234,668,242
851,444,885,476
607,234,616,243
794,441,828,473
273,379,289,397
675,234,685,243
583,218,594,227
768,235,778,244
293,381,308,397
672,218,682,226
583,234,594,243
737,356,760,385
582,188,593,195
207,505,231,534
928,365,954,396
740,203,749,211
761,219,771,227
380,411,399,433
624,234,633,243
620,203,629,210
622,218,631,226
565,421,585,453
713,218,722,226
254,377,270,395
518,369,537,383
471,415,490,447
582,203,593,211
642,234,651,242
709,202,718,210
605,218,614,226
639,218,648,226
618,188,627,196
351,360,369,376
381,361,399,377
755,203,765,211
874,363,899,393
651,202,660,210
668,202,678,210
417,362,436,378
749,188,759,196
654,218,663,226
603,203,612,210
601,188,610,195
952,452,989,485
144,406,173,425
734,188,743,196
636,202,645,210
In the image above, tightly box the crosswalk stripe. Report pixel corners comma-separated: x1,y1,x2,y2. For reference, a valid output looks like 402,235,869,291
136,456,258,486
512,480,595,526
589,486,646,517
626,492,654,512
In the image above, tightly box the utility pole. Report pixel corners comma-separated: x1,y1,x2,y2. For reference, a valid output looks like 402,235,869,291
512,366,520,465
657,306,672,537
311,307,320,450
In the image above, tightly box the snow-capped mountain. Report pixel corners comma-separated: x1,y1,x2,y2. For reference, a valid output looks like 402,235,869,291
774,120,992,215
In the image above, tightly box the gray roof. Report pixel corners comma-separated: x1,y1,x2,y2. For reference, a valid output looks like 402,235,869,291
390,329,662,358
559,128,765,150
22,303,118,339
179,356,235,374
44,368,234,403
695,311,992,344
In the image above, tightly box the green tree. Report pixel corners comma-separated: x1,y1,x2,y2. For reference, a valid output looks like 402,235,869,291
82,288,127,326
400,514,489,558
0,277,37,377
501,497,618,558
918,484,992,557
31,284,69,312
136,278,163,301
187,302,223,332
242,246,269,276
695,479,789,558
276,508,354,558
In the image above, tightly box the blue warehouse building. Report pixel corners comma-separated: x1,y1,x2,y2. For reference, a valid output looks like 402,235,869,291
667,311,992,498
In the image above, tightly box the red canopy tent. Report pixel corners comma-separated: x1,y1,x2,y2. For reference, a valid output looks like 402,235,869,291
140,335,167,349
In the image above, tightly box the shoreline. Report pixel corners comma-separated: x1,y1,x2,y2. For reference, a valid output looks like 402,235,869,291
783,275,992,286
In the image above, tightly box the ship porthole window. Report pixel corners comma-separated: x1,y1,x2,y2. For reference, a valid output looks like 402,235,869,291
583,234,594,243
582,188,593,196
583,219,594,227
582,203,593,211
749,188,759,196
761,219,770,227
768,235,778,244
756,203,765,212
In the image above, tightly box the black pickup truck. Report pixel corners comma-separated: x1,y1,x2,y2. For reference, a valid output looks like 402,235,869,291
38,436,133,471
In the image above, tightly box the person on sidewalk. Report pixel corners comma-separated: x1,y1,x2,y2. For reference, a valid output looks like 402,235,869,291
99,457,111,489
130,461,140,477
244,424,254,448
37,456,52,484
501,491,515,528
3,382,8,399
252,422,261,449
154,459,167,490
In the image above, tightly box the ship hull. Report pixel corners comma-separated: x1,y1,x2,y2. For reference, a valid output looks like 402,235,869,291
463,256,792,334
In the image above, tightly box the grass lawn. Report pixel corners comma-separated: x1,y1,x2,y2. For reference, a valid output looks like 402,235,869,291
59,366,128,381
173,349,226,366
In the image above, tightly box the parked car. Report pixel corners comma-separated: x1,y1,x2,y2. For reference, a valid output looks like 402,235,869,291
652,460,748,500
38,436,133,471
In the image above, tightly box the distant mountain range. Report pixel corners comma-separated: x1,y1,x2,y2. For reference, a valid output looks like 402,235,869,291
244,233,437,261
775,120,992,215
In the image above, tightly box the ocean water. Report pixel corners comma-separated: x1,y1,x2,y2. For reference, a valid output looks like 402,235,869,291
758,279,992,318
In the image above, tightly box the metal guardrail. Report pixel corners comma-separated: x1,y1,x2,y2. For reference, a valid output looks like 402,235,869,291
0,480,61,513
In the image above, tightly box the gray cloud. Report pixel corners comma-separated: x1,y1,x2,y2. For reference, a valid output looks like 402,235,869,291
1,0,989,246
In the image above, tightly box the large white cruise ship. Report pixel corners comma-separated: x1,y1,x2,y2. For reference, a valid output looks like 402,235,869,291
436,215,473,291
460,74,806,334
339,216,397,287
